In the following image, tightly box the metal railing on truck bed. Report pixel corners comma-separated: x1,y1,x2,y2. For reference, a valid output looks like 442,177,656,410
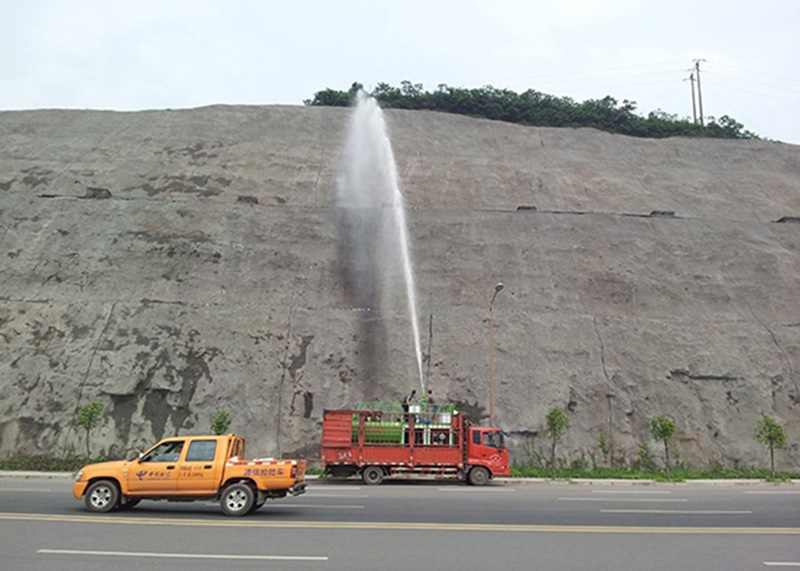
350,402,461,446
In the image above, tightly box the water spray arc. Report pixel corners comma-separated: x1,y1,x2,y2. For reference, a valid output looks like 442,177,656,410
336,91,425,391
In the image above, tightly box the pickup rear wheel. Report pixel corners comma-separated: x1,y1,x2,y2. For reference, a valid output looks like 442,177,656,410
467,466,490,486
221,483,255,516
84,479,119,512
362,465,384,485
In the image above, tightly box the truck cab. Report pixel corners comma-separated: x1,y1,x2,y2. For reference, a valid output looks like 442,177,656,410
465,426,509,485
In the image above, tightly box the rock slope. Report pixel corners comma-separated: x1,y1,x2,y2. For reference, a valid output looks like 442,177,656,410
1,105,799,469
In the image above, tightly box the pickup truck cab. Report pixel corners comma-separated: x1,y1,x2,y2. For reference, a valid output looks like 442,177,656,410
73,434,306,516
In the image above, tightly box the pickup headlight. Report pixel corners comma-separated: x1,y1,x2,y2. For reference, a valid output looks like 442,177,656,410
74,471,83,482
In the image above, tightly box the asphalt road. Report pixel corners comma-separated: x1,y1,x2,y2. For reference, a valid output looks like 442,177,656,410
1,476,799,570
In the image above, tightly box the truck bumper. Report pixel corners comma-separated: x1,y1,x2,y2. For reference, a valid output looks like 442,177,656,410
73,481,88,500
288,482,307,496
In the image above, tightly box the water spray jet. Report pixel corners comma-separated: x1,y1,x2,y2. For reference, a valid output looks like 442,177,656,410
336,91,425,392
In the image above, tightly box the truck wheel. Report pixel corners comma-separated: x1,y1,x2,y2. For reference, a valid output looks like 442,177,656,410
362,465,384,485
221,483,255,516
467,466,490,486
84,479,119,512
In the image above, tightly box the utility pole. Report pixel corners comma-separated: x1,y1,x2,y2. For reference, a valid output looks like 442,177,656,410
687,71,697,124
488,282,504,427
693,59,706,127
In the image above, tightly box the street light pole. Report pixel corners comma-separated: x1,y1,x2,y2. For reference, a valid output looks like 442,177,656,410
489,282,504,427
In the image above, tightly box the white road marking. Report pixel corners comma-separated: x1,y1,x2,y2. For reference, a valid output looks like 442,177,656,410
601,509,753,515
592,490,672,494
0,488,54,493
764,563,800,567
284,503,364,509
305,493,370,498
559,497,689,502
746,491,800,495
438,487,515,492
38,549,328,561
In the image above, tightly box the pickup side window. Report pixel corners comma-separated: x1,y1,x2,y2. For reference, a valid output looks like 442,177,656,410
186,440,217,462
142,441,184,463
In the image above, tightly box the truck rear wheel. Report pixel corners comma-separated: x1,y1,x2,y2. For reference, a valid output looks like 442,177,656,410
467,466,490,486
84,479,119,512
221,483,255,516
362,465,384,485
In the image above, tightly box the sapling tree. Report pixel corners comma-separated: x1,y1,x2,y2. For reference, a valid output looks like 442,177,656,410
545,407,570,479
76,401,103,458
754,414,787,479
211,410,232,435
650,415,676,480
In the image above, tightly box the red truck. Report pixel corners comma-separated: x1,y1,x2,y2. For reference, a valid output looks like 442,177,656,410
321,402,509,485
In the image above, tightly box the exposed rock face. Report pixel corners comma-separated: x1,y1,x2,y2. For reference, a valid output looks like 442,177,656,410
1,105,799,468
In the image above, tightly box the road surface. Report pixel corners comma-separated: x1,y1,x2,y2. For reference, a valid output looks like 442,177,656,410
1,476,798,570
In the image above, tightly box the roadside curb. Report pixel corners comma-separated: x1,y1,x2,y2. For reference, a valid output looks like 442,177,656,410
0,471,74,479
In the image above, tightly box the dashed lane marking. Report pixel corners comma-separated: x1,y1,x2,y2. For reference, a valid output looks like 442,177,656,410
600,510,753,515
592,490,673,494
559,497,689,502
38,549,328,561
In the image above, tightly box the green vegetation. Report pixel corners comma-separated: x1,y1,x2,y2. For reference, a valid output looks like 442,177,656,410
545,407,570,480
510,461,799,482
211,410,232,435
513,412,796,482
754,414,788,480
650,415,676,481
76,401,104,459
513,428,798,482
305,81,758,140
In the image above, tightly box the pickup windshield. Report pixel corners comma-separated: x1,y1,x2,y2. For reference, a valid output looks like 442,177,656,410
141,441,184,463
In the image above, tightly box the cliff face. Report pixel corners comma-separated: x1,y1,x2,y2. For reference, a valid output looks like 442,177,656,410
1,105,799,468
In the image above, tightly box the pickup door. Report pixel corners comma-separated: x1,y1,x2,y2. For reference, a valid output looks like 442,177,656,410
128,439,185,494
127,438,224,496
176,438,224,495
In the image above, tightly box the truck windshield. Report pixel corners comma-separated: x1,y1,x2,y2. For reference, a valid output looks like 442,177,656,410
483,431,504,449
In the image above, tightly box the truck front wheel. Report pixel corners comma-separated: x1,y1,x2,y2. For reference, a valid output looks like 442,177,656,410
221,483,255,516
467,466,490,486
362,465,384,485
84,479,119,512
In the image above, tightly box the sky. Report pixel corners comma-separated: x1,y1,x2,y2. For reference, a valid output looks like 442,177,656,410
2,0,799,144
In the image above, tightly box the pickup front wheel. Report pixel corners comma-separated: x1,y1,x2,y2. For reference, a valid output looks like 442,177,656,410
84,479,119,512
221,483,255,516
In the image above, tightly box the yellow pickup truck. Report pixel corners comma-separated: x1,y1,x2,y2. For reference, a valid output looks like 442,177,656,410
73,434,306,516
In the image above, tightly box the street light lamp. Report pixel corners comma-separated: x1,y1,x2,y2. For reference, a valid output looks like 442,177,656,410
489,282,504,427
